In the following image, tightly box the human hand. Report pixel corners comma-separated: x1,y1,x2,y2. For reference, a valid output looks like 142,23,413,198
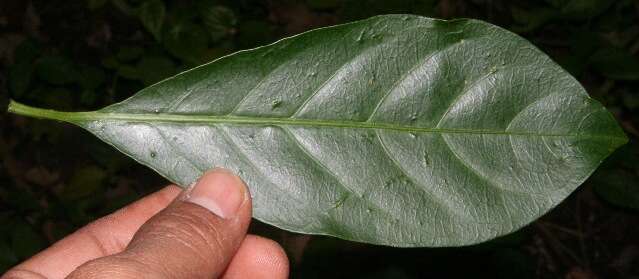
2,169,289,279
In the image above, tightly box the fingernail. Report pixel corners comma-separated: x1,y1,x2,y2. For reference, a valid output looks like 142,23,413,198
186,168,246,219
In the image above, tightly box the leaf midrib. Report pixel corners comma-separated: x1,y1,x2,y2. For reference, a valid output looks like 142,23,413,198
9,101,626,142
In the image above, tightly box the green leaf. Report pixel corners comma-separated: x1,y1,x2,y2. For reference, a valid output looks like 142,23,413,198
7,15,627,247
138,0,166,41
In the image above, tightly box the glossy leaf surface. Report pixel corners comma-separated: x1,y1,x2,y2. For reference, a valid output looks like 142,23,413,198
8,15,627,247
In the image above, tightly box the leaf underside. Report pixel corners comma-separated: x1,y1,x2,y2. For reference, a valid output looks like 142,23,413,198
9,15,627,247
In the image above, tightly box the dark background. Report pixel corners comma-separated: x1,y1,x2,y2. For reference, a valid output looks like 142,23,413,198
1,0,638,278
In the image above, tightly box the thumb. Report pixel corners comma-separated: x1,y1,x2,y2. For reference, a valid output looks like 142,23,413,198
68,168,252,279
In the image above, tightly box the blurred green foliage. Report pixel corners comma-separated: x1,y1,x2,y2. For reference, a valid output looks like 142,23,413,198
2,0,638,278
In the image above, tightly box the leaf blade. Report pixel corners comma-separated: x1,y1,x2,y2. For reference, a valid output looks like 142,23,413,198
7,15,627,247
